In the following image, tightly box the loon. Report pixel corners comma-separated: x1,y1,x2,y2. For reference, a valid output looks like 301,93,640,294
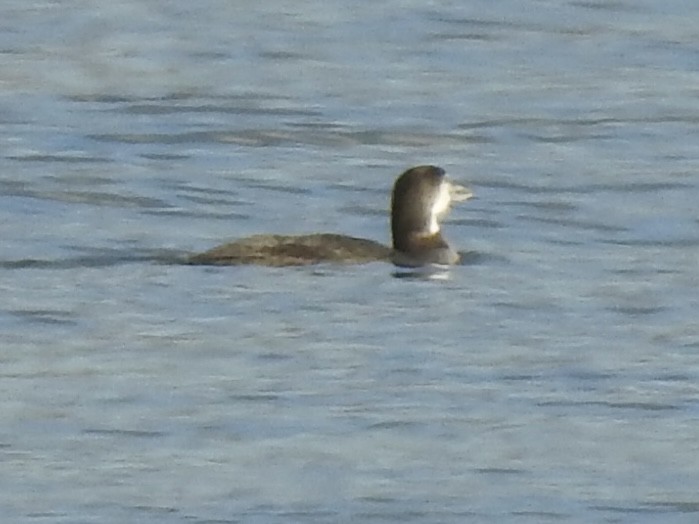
187,165,472,267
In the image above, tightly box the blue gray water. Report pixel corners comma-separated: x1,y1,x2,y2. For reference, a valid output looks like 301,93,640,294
2,1,699,522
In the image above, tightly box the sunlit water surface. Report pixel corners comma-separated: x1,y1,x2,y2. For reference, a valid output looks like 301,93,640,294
2,1,699,523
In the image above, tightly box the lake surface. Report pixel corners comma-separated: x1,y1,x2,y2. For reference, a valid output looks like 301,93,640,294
2,1,699,522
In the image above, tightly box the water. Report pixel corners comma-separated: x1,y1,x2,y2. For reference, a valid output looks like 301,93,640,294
2,1,699,522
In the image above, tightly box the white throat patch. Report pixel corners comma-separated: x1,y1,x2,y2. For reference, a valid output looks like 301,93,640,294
429,181,451,234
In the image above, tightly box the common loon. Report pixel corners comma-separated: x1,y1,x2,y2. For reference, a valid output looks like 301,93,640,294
187,165,472,267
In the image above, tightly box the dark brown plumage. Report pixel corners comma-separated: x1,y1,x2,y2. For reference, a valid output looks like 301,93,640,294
188,165,471,267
